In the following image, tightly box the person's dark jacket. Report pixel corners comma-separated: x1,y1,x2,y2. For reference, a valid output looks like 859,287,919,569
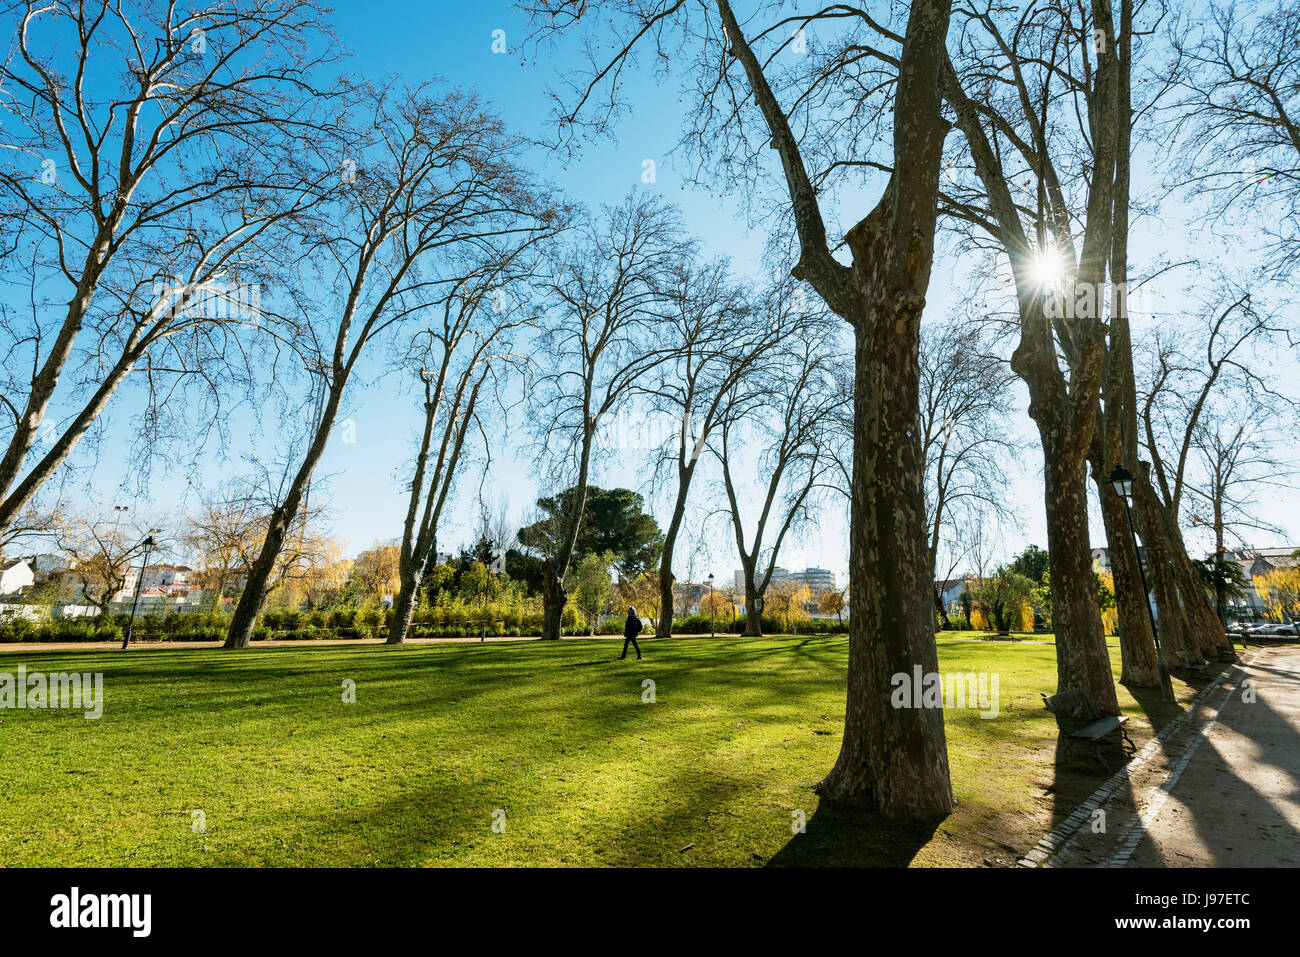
623,612,642,639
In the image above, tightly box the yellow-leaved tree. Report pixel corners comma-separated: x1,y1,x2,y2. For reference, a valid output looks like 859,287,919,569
1255,569,1300,623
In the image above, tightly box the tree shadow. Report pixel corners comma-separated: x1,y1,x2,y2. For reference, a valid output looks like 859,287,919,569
765,802,940,867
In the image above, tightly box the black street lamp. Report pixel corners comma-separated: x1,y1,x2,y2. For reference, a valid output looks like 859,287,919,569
707,573,715,639
1107,466,1174,702
122,535,156,650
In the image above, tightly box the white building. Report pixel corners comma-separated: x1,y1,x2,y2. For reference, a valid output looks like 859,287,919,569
141,564,193,594
0,558,35,596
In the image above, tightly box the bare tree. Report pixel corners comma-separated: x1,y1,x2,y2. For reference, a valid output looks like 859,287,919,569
1164,0,1300,277
524,0,957,818
1190,412,1296,553
183,474,334,611
223,85,554,647
0,0,338,536
0,498,65,556
1140,290,1299,629
639,264,790,638
711,314,840,638
530,191,693,641
55,507,167,614
940,0,1131,714
918,317,1019,628
387,255,540,645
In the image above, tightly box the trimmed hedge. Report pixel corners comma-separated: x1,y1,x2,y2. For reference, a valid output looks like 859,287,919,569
0,607,851,643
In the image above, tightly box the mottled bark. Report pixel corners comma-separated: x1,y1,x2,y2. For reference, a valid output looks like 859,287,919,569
741,576,763,637
1137,503,1198,666
1156,493,1231,658
1134,467,1219,663
713,0,954,817
1041,443,1121,716
1092,1,1158,689
1093,470,1159,686
943,0,1125,717
817,304,955,817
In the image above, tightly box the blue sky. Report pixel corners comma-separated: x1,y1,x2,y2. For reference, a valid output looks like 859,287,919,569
11,0,1299,585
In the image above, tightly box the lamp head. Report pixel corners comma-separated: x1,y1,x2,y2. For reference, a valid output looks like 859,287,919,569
1107,465,1134,501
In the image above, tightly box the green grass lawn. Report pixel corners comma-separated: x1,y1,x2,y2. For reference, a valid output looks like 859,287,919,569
0,633,1215,867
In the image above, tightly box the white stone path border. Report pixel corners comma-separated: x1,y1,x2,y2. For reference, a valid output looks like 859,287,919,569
1017,650,1257,868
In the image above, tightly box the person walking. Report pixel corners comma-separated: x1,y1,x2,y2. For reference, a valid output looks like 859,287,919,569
620,606,643,660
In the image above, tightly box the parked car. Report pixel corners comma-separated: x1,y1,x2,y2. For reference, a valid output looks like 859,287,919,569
1246,622,1299,637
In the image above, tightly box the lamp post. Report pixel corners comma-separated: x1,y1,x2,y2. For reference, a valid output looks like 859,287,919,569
707,573,715,639
1108,466,1174,702
481,562,489,643
122,535,155,650
110,504,128,542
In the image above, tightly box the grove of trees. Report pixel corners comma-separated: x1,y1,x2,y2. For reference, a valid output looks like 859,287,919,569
3,0,1299,825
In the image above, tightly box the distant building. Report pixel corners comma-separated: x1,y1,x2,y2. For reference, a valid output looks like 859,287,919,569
109,564,196,605
141,564,193,594
30,553,69,576
732,566,840,616
791,567,836,598
1213,547,1300,620
736,567,791,591
673,581,709,616
0,558,35,596
934,577,968,611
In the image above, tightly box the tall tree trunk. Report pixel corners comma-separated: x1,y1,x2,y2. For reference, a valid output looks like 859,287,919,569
0,344,141,532
541,571,567,641
386,563,423,645
539,427,594,640
224,384,343,649
928,511,953,631
1092,15,1159,689
741,575,763,637
716,0,954,818
1155,494,1231,658
656,476,691,638
1132,476,1200,664
224,501,294,648
1214,519,1228,626
657,557,675,639
816,302,954,818
1040,439,1121,716
0,233,116,533
1092,462,1159,686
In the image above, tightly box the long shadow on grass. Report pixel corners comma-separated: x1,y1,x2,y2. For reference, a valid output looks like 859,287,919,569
766,803,939,867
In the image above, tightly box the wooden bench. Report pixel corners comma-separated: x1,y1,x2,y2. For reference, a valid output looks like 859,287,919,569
1041,687,1135,771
